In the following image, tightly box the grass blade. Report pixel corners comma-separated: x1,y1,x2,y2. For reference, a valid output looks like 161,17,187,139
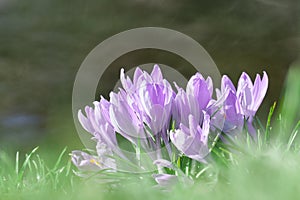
17,146,39,183
15,151,19,175
53,147,67,171
265,102,276,144
287,120,300,151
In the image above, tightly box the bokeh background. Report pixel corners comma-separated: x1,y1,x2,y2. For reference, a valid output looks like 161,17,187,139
0,0,299,155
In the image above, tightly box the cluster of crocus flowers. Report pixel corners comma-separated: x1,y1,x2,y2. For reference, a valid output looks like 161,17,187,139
72,65,268,185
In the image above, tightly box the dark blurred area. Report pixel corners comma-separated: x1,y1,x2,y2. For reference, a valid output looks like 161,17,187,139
0,0,299,152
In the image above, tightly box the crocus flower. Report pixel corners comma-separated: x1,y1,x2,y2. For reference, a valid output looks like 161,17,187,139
78,98,115,141
236,72,268,117
120,65,175,136
170,113,210,163
214,75,244,134
71,149,116,172
216,72,268,136
173,73,213,127
109,89,146,145
78,97,126,158
119,65,175,158
139,81,174,134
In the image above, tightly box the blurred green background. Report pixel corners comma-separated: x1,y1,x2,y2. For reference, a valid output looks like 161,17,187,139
0,0,299,154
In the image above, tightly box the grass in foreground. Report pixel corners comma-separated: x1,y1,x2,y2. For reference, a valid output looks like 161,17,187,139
0,136,300,200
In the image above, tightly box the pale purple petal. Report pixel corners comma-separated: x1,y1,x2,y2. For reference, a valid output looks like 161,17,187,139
153,174,178,187
251,71,268,114
221,75,236,93
78,109,94,134
186,73,212,111
151,64,163,82
133,67,143,85
120,68,133,92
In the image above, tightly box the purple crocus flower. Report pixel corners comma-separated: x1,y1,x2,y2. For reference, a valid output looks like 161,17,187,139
214,75,244,134
170,112,210,163
236,71,268,117
75,96,129,170
237,72,268,135
173,73,213,127
216,72,268,136
72,151,102,171
71,149,116,172
118,65,175,158
78,97,117,145
120,65,175,135
109,89,146,145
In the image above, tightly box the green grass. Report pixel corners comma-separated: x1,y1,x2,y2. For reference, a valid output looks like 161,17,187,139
0,66,299,200
0,146,74,199
1,138,300,200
